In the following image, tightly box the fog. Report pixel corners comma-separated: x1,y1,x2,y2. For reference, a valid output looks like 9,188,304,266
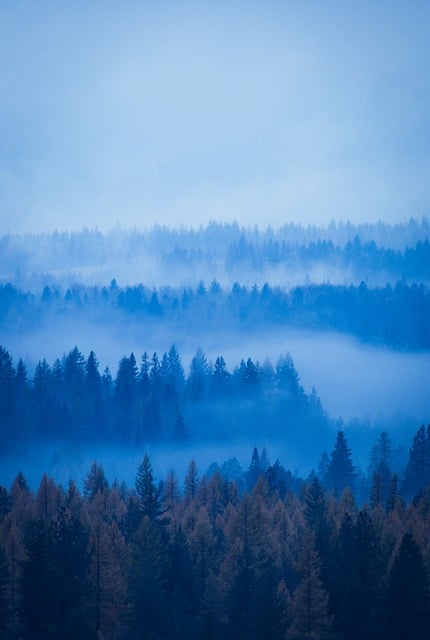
1,3,430,232
0,224,428,495
5,322,429,424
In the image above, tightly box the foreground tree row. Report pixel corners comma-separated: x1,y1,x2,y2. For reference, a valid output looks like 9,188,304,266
1,443,430,639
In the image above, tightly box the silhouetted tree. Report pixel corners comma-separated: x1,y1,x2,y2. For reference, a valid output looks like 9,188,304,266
381,533,430,639
325,431,356,497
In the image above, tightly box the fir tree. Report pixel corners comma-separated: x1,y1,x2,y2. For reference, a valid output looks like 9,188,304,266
381,533,430,639
135,454,162,522
325,431,356,497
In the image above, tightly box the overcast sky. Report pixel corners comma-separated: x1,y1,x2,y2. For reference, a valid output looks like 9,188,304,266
1,0,429,233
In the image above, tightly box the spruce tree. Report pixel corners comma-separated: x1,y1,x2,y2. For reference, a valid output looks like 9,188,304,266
325,431,356,497
135,454,162,521
381,533,430,639
403,424,430,499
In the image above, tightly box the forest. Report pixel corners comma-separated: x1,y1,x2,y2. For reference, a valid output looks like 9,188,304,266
1,277,430,350
1,219,430,638
1,218,430,290
0,343,328,451
1,428,430,639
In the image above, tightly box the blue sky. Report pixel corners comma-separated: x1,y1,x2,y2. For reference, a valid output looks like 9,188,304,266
1,0,429,232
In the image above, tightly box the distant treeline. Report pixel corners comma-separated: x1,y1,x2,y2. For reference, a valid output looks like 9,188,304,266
1,218,429,287
1,278,429,349
0,344,326,450
1,427,430,639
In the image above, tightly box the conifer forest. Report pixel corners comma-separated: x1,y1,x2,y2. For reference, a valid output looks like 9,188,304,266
2,2,430,637
1,219,430,638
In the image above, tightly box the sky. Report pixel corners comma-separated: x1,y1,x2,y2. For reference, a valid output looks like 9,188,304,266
0,0,429,233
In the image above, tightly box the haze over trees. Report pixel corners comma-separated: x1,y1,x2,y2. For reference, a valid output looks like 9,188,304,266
1,219,429,638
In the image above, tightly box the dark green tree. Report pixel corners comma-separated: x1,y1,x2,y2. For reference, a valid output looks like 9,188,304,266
403,424,430,499
325,431,356,497
381,533,430,639
0,543,10,636
135,454,162,522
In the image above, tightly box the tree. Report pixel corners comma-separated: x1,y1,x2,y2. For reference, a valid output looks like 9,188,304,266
184,459,199,504
20,519,53,639
114,353,138,440
212,355,230,394
369,431,393,508
286,533,333,640
247,448,262,492
0,543,10,636
331,511,384,640
63,346,87,433
129,516,167,639
188,347,211,400
84,462,109,499
0,346,15,442
48,506,91,639
403,424,430,499
325,431,356,497
85,350,104,433
381,533,430,639
135,454,162,522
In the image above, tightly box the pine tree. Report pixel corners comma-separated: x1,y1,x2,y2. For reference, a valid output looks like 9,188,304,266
0,543,10,636
188,347,211,400
135,454,162,522
247,447,262,492
129,515,167,639
325,431,356,497
184,459,199,504
20,519,53,639
403,424,430,499
212,355,230,394
381,533,430,639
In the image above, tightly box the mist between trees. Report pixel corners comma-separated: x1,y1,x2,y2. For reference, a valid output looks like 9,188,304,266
1,430,430,640
1,218,430,290
1,277,430,351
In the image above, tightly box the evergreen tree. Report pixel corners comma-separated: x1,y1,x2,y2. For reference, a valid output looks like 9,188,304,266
0,346,15,441
325,431,356,497
84,462,109,499
129,516,167,639
20,519,53,639
184,459,199,504
381,533,430,639
403,424,430,499
135,454,162,522
212,355,230,394
188,347,211,400
0,543,10,636
114,353,139,440
247,447,262,492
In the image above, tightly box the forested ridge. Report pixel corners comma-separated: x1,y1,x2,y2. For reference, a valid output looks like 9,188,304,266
1,431,430,639
2,221,430,296
1,278,429,349
1,219,429,638
0,344,327,450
